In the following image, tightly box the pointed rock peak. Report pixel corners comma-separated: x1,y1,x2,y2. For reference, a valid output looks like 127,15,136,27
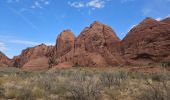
63,29,72,33
140,17,158,24
59,29,75,38
90,21,106,28
92,21,103,25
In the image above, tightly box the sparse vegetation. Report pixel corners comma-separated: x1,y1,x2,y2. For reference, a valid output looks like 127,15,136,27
0,67,169,100
138,75,170,100
161,61,170,68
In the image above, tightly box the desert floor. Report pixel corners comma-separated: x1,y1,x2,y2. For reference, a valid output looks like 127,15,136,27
0,66,170,100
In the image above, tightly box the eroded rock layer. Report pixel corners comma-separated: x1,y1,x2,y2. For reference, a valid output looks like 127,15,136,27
122,17,170,65
12,44,53,69
73,21,124,67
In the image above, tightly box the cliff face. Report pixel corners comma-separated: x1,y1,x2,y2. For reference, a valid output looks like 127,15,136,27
0,51,11,67
9,17,170,70
52,30,75,66
12,44,53,70
73,21,124,67
122,17,170,65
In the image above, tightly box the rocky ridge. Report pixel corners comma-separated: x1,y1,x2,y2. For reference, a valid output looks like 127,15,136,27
0,51,11,67
0,17,170,70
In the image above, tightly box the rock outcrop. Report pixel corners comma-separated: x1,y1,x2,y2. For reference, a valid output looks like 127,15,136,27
50,22,124,68
11,17,170,69
13,44,53,70
0,51,11,67
73,21,124,67
53,30,75,66
122,17,170,65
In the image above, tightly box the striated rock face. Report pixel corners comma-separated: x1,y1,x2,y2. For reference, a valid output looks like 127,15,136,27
53,30,75,65
73,21,124,67
51,21,124,67
13,44,53,69
0,51,11,67
22,57,49,71
122,17,170,65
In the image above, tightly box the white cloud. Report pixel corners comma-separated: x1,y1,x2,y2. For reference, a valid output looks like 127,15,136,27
68,0,107,9
68,2,85,8
0,42,7,52
87,0,105,8
9,40,54,46
31,0,50,9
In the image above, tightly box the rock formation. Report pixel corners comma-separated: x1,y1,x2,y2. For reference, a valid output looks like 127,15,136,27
10,17,170,70
0,51,11,67
53,30,75,67
13,44,53,70
122,17,170,65
73,21,124,67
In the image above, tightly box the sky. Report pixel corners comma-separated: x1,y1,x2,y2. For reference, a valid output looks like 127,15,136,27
0,0,170,58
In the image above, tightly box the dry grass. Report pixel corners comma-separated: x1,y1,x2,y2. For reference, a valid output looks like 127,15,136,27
0,67,169,100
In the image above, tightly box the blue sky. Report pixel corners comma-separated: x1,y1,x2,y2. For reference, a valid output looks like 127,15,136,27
0,0,170,58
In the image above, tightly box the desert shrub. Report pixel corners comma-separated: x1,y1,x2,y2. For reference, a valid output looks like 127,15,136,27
161,61,170,68
66,79,103,100
0,86,4,97
150,72,170,82
16,88,35,100
0,67,20,76
100,71,128,88
48,57,55,69
138,79,170,100
32,86,46,98
4,86,35,100
32,75,56,93
151,74,164,81
105,88,120,100
4,87,18,99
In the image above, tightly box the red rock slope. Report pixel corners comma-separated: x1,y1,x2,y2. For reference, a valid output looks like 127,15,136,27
122,17,170,65
0,51,11,67
13,44,53,70
73,21,124,67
